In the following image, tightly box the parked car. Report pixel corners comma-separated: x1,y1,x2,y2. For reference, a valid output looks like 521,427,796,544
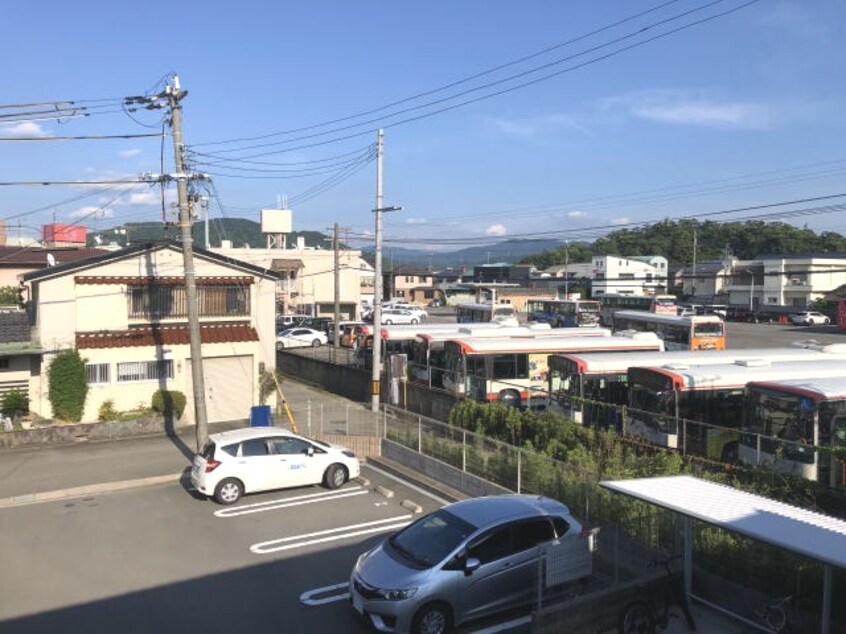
349,495,591,634
277,314,308,327
388,302,428,319
790,311,831,326
191,427,360,504
276,327,328,349
380,309,420,325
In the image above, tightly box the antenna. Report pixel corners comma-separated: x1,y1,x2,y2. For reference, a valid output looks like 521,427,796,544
46,253,56,267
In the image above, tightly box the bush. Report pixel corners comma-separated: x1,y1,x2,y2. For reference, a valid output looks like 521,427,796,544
151,390,186,419
47,350,88,422
1,390,29,418
98,400,119,421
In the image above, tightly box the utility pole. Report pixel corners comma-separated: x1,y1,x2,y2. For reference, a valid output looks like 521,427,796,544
333,223,340,349
165,76,209,450
370,130,402,412
691,226,698,299
564,240,570,298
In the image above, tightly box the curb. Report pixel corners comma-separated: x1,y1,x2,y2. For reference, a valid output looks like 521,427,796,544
0,473,182,509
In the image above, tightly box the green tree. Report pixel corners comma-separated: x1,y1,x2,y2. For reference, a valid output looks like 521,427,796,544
47,350,88,422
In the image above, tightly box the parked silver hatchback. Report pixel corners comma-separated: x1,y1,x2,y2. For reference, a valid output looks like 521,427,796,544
349,495,591,634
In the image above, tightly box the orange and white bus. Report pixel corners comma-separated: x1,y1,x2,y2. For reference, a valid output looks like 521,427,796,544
597,293,676,324
611,310,725,351
442,331,664,408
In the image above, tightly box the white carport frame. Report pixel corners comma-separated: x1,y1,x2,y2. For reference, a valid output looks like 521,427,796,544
600,475,846,634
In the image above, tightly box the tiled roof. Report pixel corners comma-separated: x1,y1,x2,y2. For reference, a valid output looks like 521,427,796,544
75,276,254,286
0,246,109,266
76,323,259,349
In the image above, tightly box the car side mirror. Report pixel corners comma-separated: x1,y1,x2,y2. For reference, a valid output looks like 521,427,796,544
464,557,481,576
305,446,314,457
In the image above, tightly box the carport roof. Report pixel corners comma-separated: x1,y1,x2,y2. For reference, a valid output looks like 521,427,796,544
600,475,846,569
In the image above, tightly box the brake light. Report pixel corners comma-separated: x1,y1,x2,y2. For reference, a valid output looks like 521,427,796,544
204,459,221,473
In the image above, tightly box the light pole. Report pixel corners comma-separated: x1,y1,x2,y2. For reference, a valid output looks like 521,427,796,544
371,205,403,412
746,269,755,312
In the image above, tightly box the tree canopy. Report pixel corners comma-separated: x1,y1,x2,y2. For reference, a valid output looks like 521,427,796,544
520,220,846,269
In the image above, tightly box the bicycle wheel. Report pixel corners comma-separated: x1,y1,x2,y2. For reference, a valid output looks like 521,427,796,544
618,600,656,634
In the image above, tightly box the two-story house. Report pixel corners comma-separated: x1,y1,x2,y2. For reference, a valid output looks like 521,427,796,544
591,255,668,297
22,242,280,424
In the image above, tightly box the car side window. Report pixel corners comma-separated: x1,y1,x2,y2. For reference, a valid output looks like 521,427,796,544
240,438,270,457
468,527,512,565
220,443,238,457
511,518,556,553
272,437,313,455
551,517,572,538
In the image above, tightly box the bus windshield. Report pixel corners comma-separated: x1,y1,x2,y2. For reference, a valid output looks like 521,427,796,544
694,322,725,337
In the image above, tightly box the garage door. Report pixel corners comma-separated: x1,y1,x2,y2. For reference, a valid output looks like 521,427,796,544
186,356,253,423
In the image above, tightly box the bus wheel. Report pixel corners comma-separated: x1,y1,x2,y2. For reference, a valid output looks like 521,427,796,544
498,389,521,408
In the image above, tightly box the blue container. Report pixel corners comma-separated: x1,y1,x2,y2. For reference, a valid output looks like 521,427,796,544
249,405,272,427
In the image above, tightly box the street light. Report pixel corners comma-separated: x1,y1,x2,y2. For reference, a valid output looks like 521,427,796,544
745,269,755,312
371,205,403,412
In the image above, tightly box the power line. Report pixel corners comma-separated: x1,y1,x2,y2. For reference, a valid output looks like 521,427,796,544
0,132,163,142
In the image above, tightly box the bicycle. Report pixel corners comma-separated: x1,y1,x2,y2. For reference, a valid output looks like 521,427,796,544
755,595,794,633
618,555,697,634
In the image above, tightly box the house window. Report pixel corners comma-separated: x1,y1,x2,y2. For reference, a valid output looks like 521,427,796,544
86,363,110,384
619,273,635,280
128,284,249,319
116,360,174,383
0,358,9,371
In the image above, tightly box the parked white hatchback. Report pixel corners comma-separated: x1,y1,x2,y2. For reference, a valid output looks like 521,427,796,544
191,427,361,504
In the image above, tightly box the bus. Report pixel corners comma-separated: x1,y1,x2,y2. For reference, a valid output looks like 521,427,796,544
626,358,846,463
548,343,846,428
456,302,519,326
611,310,725,351
441,330,664,408
413,325,610,387
356,322,507,371
526,298,601,328
741,377,846,486
597,293,676,324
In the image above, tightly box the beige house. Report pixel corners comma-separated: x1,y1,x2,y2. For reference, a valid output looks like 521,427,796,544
213,244,364,320
23,242,280,424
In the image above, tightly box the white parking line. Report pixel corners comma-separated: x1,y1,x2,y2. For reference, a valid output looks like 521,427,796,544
300,582,350,606
469,615,531,633
250,515,412,554
214,487,367,518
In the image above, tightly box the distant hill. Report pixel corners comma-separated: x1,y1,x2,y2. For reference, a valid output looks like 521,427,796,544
87,218,330,250
362,239,563,270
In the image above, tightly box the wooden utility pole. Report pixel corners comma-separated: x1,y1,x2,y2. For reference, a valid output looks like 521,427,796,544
165,76,209,450
333,222,340,349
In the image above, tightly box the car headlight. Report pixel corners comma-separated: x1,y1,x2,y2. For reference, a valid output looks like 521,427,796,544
375,587,417,601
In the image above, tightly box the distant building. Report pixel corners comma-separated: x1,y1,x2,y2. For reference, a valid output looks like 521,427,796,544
591,255,668,297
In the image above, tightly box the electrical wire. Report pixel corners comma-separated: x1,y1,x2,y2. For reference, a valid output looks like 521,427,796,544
0,133,163,142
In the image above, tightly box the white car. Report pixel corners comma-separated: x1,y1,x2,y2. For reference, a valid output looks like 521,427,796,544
388,302,428,319
191,427,361,504
276,327,328,349
790,311,831,326
380,308,420,325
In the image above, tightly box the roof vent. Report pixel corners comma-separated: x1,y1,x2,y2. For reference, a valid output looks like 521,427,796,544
735,358,770,367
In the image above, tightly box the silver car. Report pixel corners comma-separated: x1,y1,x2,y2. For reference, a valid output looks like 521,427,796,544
349,495,589,634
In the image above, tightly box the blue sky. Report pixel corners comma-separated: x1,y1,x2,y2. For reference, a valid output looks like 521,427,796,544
1,1,844,252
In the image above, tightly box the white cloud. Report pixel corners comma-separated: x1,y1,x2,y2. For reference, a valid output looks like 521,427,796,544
68,205,114,219
611,217,631,226
486,112,587,140
600,90,775,130
1,122,49,138
120,148,142,158
485,223,507,237
122,191,159,206
405,218,427,225
567,211,586,218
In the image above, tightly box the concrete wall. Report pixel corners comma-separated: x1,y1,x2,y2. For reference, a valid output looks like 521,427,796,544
278,352,371,401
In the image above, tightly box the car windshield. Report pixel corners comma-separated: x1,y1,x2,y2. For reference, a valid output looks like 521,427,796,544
388,509,476,568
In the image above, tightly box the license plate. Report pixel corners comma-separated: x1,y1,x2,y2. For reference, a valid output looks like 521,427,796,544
352,593,363,615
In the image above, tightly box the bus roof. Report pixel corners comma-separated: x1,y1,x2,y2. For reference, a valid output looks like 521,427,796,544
613,310,723,325
746,376,846,401
448,330,664,354
633,358,846,391
417,325,609,344
456,302,516,311
378,322,503,340
551,343,846,374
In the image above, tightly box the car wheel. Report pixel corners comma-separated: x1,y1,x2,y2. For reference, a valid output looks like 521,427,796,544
411,318,419,324
276,341,284,351
213,478,243,505
824,317,831,325
498,389,521,408
384,320,393,325
311,339,322,347
412,602,452,634
618,600,654,634
323,464,347,489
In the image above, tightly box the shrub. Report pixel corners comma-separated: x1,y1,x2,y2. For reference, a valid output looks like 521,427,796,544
98,400,119,421
1,390,29,418
151,390,187,419
47,350,88,422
